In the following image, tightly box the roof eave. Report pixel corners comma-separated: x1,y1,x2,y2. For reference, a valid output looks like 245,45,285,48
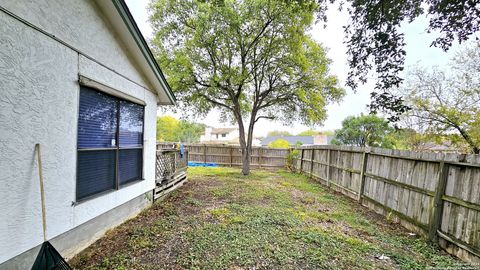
111,0,176,105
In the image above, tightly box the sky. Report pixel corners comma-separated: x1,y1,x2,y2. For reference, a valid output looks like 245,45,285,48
125,0,461,137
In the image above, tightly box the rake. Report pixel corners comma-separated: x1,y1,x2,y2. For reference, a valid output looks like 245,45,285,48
31,144,72,270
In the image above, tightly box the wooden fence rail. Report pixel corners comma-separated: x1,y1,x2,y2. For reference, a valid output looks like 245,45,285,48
157,143,290,168
294,145,480,263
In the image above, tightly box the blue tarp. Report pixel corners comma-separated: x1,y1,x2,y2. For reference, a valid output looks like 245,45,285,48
188,162,219,167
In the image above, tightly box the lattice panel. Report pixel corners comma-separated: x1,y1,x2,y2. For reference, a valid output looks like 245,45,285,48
156,149,188,183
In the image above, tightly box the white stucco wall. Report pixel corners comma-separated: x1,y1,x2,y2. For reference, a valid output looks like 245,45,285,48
223,130,239,141
211,131,238,142
0,0,154,91
0,1,158,264
200,128,239,143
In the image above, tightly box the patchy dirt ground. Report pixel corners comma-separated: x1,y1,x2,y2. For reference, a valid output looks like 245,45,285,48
70,167,467,270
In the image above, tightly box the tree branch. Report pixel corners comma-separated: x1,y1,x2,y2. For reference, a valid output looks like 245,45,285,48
254,115,275,123
197,93,233,111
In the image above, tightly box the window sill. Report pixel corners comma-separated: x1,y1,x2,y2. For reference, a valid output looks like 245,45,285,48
73,188,116,206
72,179,145,206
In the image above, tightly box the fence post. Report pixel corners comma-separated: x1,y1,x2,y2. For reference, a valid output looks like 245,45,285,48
310,148,315,178
428,160,449,242
358,149,369,203
326,148,331,187
203,144,207,164
300,148,305,173
259,147,263,169
229,146,233,167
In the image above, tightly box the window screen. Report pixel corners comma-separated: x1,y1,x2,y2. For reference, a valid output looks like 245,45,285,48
77,86,144,201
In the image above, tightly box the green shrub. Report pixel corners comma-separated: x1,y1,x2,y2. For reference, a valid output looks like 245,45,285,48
268,138,290,148
286,149,300,171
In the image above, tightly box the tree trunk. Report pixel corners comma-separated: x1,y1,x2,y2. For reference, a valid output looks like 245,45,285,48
233,107,251,175
234,111,258,175
456,126,479,154
242,115,256,175
241,142,251,175
238,125,250,176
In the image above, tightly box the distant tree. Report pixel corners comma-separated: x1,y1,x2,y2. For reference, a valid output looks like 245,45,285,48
297,129,334,136
394,43,480,153
268,138,290,149
177,120,206,143
332,114,394,148
385,128,425,151
297,130,318,136
311,0,480,121
157,116,205,143
150,0,344,175
157,116,179,142
321,130,335,136
267,130,292,137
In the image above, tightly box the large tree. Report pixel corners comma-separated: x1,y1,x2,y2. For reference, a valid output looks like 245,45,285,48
315,0,480,121
394,43,480,153
149,0,344,175
332,114,394,148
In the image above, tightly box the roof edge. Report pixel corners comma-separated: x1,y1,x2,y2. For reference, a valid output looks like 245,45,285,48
112,0,176,105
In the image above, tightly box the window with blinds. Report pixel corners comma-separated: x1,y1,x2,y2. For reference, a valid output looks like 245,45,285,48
77,86,144,201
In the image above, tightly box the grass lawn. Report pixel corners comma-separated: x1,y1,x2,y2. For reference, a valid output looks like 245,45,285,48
70,167,466,270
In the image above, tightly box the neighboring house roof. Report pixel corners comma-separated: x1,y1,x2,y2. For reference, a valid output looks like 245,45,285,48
98,0,176,105
211,128,237,134
261,136,314,146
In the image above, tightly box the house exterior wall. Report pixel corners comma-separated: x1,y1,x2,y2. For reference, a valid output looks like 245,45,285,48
0,1,158,265
200,128,239,143
313,134,328,145
0,0,154,91
200,127,213,142
221,130,238,141
210,130,238,142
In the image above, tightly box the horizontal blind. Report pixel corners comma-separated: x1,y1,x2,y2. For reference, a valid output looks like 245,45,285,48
119,149,143,185
77,150,116,200
78,87,118,149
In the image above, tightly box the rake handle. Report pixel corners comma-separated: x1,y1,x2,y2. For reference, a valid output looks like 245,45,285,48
36,143,47,242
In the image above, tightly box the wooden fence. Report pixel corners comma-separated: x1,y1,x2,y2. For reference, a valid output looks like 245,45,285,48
157,143,290,168
294,145,480,263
